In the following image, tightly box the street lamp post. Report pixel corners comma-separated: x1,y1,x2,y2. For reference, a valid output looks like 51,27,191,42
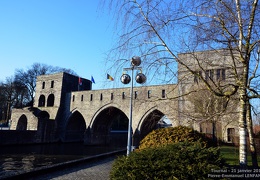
121,56,146,156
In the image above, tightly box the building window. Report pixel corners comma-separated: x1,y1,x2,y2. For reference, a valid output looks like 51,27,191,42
72,95,75,102
111,93,114,100
90,94,93,101
122,92,125,99
216,69,226,81
81,95,84,101
42,82,45,89
148,90,151,98
216,69,221,80
38,95,45,107
227,128,235,142
47,94,55,107
222,69,226,81
205,69,214,81
134,91,138,99
51,80,54,88
162,89,166,98
100,93,103,101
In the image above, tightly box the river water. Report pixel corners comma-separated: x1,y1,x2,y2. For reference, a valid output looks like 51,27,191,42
0,143,124,178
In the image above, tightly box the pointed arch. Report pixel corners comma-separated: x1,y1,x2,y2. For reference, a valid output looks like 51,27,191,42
16,114,27,130
47,94,55,107
137,108,165,142
89,106,128,146
38,95,45,107
37,111,50,119
65,111,86,142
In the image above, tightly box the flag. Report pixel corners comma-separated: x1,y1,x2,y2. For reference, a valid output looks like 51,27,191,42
91,76,95,84
107,74,114,81
78,77,82,85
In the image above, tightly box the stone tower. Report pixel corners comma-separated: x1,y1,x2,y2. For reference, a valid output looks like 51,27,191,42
11,72,92,142
177,49,240,142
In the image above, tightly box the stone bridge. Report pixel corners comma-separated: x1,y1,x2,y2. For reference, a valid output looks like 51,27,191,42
10,72,180,147
9,50,241,146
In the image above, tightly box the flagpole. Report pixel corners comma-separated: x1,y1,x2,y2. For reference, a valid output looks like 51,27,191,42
78,77,82,91
78,77,79,91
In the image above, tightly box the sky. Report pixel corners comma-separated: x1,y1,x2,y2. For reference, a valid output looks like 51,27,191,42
0,0,118,89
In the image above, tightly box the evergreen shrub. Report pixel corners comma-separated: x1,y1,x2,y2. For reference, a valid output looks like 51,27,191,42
110,141,226,180
139,126,214,150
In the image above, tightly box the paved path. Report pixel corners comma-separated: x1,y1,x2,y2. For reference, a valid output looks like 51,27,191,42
27,156,115,180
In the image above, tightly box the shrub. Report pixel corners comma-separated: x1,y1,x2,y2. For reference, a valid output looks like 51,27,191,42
110,141,226,180
139,126,214,150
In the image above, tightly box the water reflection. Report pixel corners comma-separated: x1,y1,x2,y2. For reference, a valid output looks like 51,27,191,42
0,143,123,178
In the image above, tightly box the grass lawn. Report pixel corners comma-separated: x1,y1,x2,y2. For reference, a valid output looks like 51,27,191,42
220,145,260,166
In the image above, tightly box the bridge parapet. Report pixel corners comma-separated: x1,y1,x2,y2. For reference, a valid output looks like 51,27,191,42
70,84,179,130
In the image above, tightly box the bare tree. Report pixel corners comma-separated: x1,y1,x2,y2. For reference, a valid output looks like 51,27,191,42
103,0,260,167
0,76,32,122
252,100,260,125
247,102,258,167
0,77,17,121
12,79,30,108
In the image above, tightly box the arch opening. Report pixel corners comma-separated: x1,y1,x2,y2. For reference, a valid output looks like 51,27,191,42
38,95,45,107
90,107,128,146
47,94,55,107
38,111,50,119
65,111,86,142
16,115,28,131
137,110,171,145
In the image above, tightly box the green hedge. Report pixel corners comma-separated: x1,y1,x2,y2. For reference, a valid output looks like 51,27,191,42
110,141,226,180
139,126,214,150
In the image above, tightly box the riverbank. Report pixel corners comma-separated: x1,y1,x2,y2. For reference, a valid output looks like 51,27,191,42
1,149,125,180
